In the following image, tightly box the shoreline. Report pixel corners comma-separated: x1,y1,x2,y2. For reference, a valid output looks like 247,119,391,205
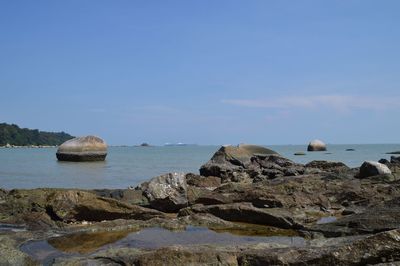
0,145,400,264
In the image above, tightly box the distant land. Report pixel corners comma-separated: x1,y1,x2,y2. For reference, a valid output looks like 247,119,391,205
0,123,74,146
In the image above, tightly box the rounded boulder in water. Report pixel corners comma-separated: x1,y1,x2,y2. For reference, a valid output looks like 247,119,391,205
56,136,107,162
307,139,327,151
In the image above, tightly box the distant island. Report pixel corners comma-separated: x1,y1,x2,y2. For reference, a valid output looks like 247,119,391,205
0,123,74,146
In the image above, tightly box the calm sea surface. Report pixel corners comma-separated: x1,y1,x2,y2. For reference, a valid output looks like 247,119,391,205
0,144,399,189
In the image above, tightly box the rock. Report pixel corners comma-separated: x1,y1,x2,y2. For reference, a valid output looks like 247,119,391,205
47,190,164,222
185,173,221,189
139,172,188,212
307,139,327,151
305,160,350,173
178,202,301,229
56,136,107,162
0,189,163,225
392,156,400,164
387,151,400,155
358,161,392,178
199,144,306,182
345,148,355,151
311,207,400,237
0,235,37,266
200,144,278,175
140,143,150,147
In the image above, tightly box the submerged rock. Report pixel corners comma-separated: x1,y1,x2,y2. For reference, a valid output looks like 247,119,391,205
139,172,188,212
307,139,327,151
56,136,107,162
358,161,392,178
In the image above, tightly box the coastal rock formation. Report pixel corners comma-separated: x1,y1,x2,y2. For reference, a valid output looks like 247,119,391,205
358,161,392,178
5,148,400,264
199,144,304,182
307,139,327,151
0,189,163,226
139,172,188,212
56,135,107,162
178,202,300,229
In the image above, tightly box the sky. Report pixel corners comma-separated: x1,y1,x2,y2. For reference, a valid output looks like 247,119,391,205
1,1,400,145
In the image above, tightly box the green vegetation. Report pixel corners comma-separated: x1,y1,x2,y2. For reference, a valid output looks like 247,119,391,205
0,123,74,146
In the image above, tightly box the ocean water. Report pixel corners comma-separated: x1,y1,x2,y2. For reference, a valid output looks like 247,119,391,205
0,144,399,189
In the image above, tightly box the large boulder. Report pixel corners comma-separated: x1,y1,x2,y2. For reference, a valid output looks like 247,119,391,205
139,172,188,212
358,161,392,178
56,136,107,162
307,139,327,151
199,144,280,182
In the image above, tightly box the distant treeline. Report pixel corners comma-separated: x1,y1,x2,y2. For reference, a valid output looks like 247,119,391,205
0,123,74,146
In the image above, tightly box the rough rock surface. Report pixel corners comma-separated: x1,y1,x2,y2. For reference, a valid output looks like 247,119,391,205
359,161,392,178
307,139,327,151
56,135,107,161
139,172,188,212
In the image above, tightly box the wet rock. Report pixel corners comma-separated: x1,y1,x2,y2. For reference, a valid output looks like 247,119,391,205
239,229,400,265
358,161,392,178
310,207,400,236
0,235,37,266
307,139,327,151
178,202,301,229
139,172,188,212
0,189,163,225
56,136,107,162
47,190,164,222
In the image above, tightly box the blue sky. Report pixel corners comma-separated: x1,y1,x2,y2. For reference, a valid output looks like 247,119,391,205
1,1,399,145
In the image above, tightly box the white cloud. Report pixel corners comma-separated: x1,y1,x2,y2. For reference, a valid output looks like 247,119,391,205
222,95,400,112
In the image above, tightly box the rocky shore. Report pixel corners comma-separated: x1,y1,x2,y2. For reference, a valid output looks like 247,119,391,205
1,144,400,265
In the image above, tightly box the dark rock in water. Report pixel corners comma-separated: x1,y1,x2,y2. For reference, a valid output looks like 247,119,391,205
307,139,327,151
387,151,400,155
294,152,306,156
139,143,150,147
358,161,391,179
345,148,355,151
391,156,400,164
139,172,188,212
56,136,107,162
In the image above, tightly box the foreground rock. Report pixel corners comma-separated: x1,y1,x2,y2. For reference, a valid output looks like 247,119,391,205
307,139,327,151
139,172,188,212
56,135,107,162
179,202,301,229
358,161,392,178
0,189,164,227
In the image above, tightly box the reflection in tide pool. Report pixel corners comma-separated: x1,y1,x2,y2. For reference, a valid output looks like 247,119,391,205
21,226,305,264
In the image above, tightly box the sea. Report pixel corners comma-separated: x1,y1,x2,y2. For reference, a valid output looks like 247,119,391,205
0,144,399,189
